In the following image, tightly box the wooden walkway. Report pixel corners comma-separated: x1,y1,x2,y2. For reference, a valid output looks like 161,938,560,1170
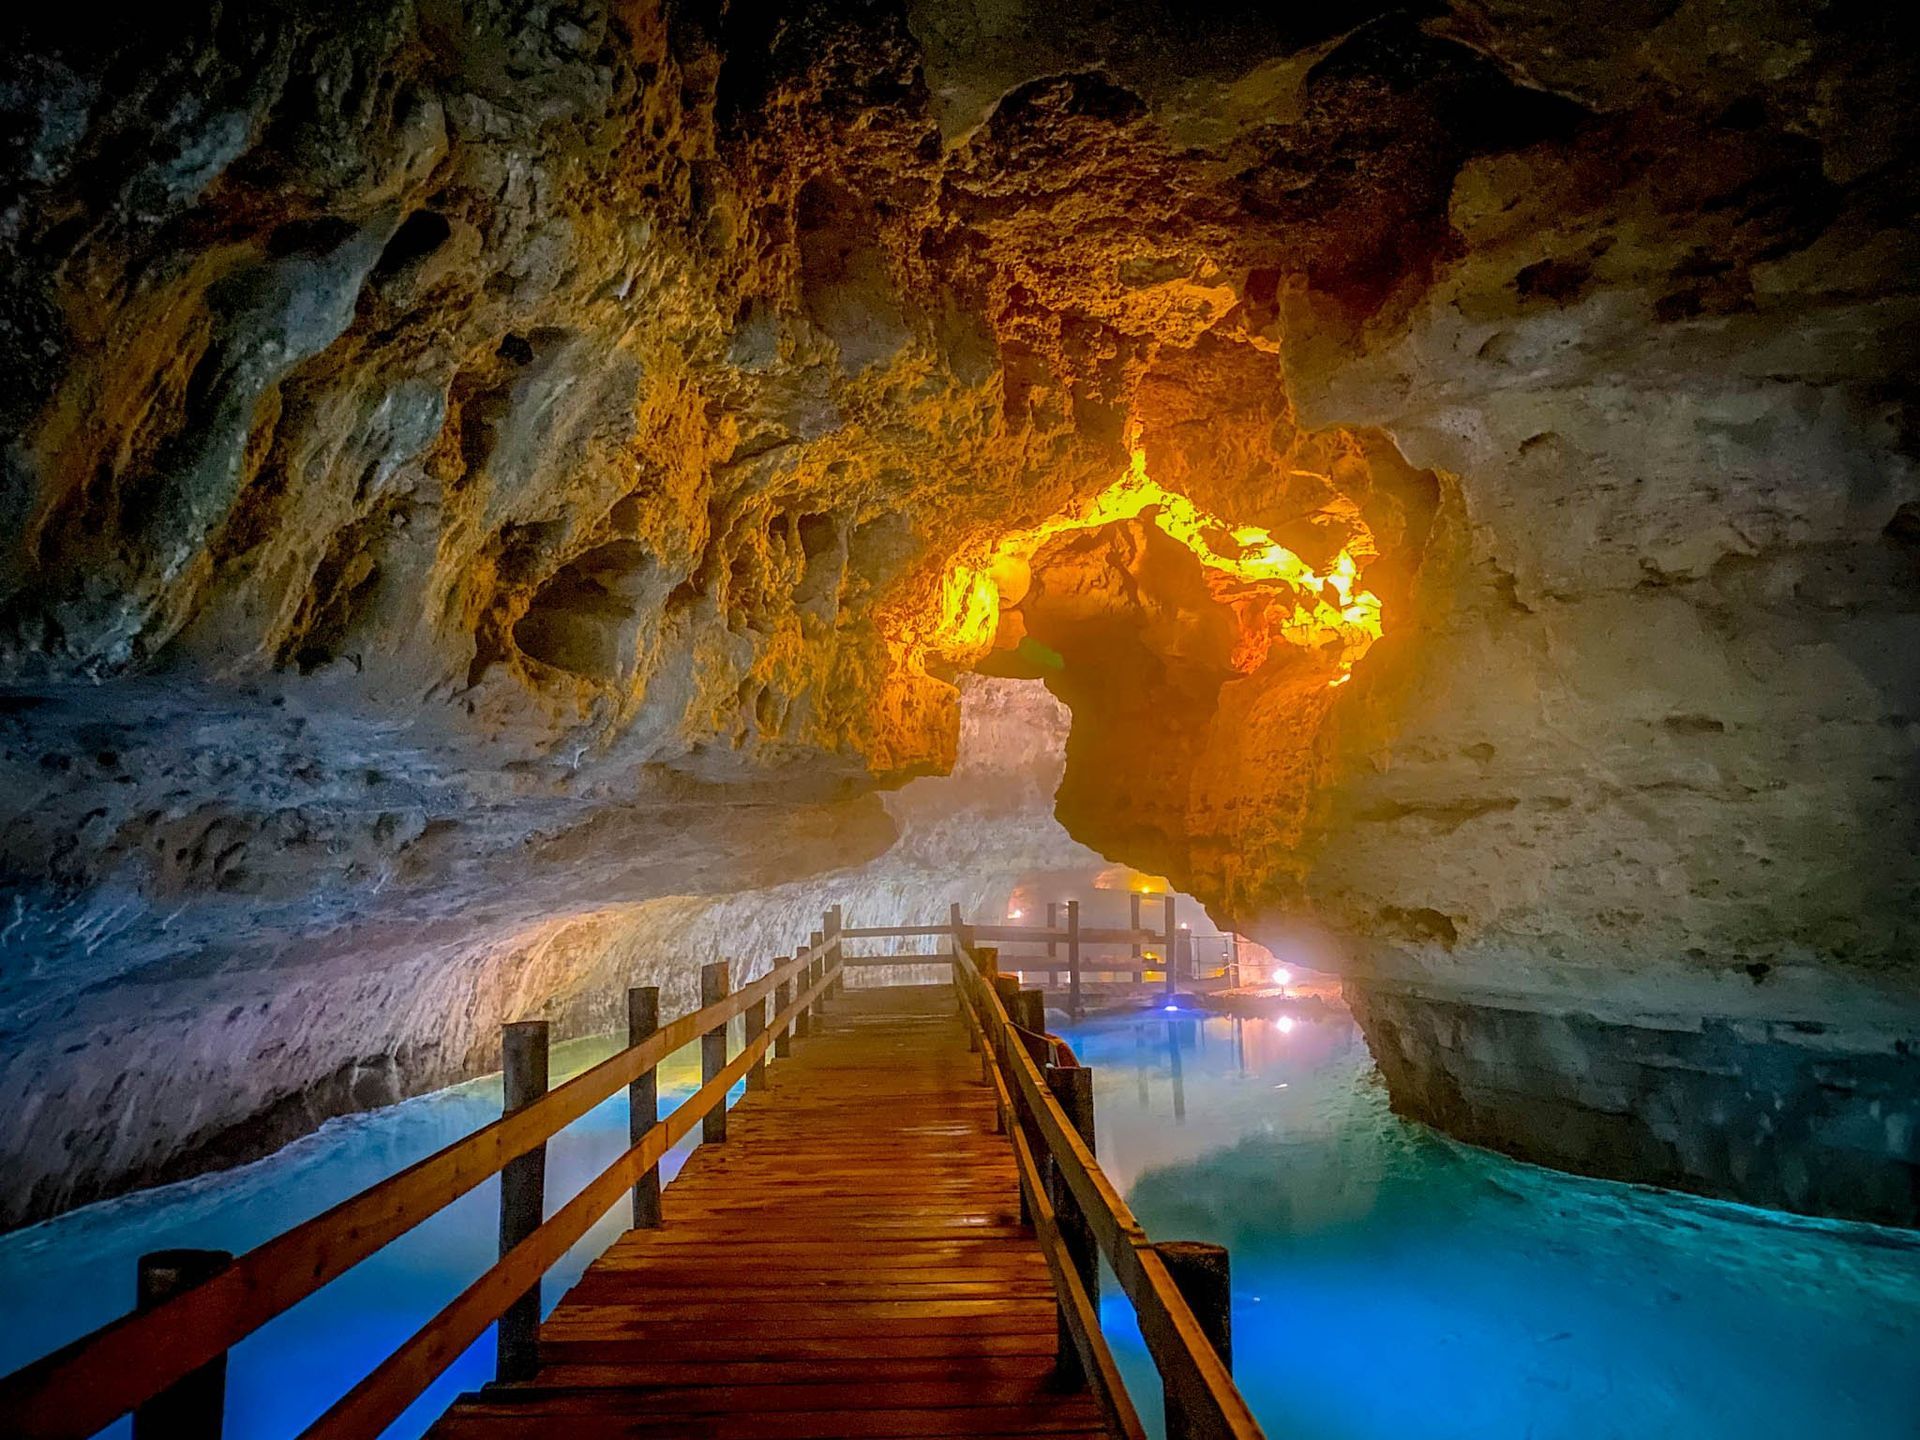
427,984,1114,1439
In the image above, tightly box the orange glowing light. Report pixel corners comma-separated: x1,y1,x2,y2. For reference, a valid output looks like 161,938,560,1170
928,426,1384,680
1092,864,1166,894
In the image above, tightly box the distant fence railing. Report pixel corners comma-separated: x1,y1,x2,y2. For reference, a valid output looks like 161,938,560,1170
842,894,1247,1016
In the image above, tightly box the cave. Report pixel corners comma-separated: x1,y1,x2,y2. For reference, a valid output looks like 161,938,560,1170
1,2,1917,1436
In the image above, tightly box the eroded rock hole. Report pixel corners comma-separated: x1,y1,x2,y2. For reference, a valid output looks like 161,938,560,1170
513,540,658,681
373,210,451,279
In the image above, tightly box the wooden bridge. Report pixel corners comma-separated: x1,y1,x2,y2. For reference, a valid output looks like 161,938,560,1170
0,907,1264,1440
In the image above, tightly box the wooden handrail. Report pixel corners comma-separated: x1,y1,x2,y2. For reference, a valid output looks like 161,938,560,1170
972,924,1163,945
852,921,1168,946
956,952,1266,1440
5,899,1223,1440
0,949,822,1440
1005,1105,1148,1440
302,958,840,1440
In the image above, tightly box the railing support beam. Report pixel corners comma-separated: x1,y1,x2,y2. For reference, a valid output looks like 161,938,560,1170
133,1250,231,1440
775,968,794,1057
497,1020,550,1382
1162,893,1178,997
627,987,661,1228
701,961,731,1144
1046,1065,1098,1388
825,905,844,997
745,981,768,1092
1066,899,1082,1021
1155,1240,1232,1440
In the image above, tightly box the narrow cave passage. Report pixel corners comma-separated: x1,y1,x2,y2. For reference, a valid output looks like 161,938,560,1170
3,1,1919,1437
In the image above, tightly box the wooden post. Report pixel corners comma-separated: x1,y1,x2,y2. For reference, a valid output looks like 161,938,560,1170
1155,1240,1232,1440
701,961,730,1144
1066,899,1082,1021
793,943,813,1041
808,929,826,1019
1130,891,1143,977
1046,1065,1098,1387
1011,986,1046,1041
1163,893,1178,996
133,1249,231,1440
1046,901,1058,984
949,901,967,1015
775,965,794,1057
627,986,661,1229
825,904,844,997
497,1019,550,1382
744,982,767,1092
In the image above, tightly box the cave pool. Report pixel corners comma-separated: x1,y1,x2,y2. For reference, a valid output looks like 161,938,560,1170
2,1008,1916,1439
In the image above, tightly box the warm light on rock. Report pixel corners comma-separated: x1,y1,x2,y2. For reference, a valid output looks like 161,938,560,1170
929,429,1384,680
0,0,1913,1254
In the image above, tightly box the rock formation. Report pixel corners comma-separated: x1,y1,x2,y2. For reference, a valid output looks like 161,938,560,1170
1,1,1914,1227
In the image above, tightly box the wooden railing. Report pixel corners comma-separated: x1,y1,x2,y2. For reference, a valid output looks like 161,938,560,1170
0,937,843,1440
843,895,1207,1018
4,895,1259,1440
948,925,1264,1440
847,908,1260,1438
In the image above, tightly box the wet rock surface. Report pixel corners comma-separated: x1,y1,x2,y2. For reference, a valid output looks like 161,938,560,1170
1,2,1915,1225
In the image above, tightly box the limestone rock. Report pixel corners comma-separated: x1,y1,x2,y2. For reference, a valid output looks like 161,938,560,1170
0,1,1915,1226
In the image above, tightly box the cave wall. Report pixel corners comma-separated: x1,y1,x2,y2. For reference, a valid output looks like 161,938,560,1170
1,1,1916,1226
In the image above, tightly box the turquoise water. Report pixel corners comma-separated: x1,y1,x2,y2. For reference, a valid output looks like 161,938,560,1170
0,1034,731,1440
4,1008,1916,1439
1058,1008,1920,1440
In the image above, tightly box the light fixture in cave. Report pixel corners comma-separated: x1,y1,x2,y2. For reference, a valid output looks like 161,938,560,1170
929,428,1384,683
1091,863,1166,893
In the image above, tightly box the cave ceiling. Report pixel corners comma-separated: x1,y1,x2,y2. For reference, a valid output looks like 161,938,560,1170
1,0,1916,1225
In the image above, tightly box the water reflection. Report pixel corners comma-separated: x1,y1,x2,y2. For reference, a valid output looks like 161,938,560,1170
5,1010,1916,1440
1059,1008,1920,1440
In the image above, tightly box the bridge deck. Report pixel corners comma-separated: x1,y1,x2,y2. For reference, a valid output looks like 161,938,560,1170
427,983,1113,1439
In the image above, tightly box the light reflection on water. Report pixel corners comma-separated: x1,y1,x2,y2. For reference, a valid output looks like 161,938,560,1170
1057,1008,1920,1440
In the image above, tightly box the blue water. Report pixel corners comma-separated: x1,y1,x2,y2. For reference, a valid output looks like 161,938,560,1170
5,1009,1917,1439
0,1033,735,1440
1057,1008,1920,1440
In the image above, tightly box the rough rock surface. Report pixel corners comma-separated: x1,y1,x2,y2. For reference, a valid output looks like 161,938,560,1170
1,2,1915,1226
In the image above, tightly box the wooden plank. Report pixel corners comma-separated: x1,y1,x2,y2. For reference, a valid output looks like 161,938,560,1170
301,961,840,1440
534,1355,1066,1387
426,981,1119,1440
431,1405,1108,1439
